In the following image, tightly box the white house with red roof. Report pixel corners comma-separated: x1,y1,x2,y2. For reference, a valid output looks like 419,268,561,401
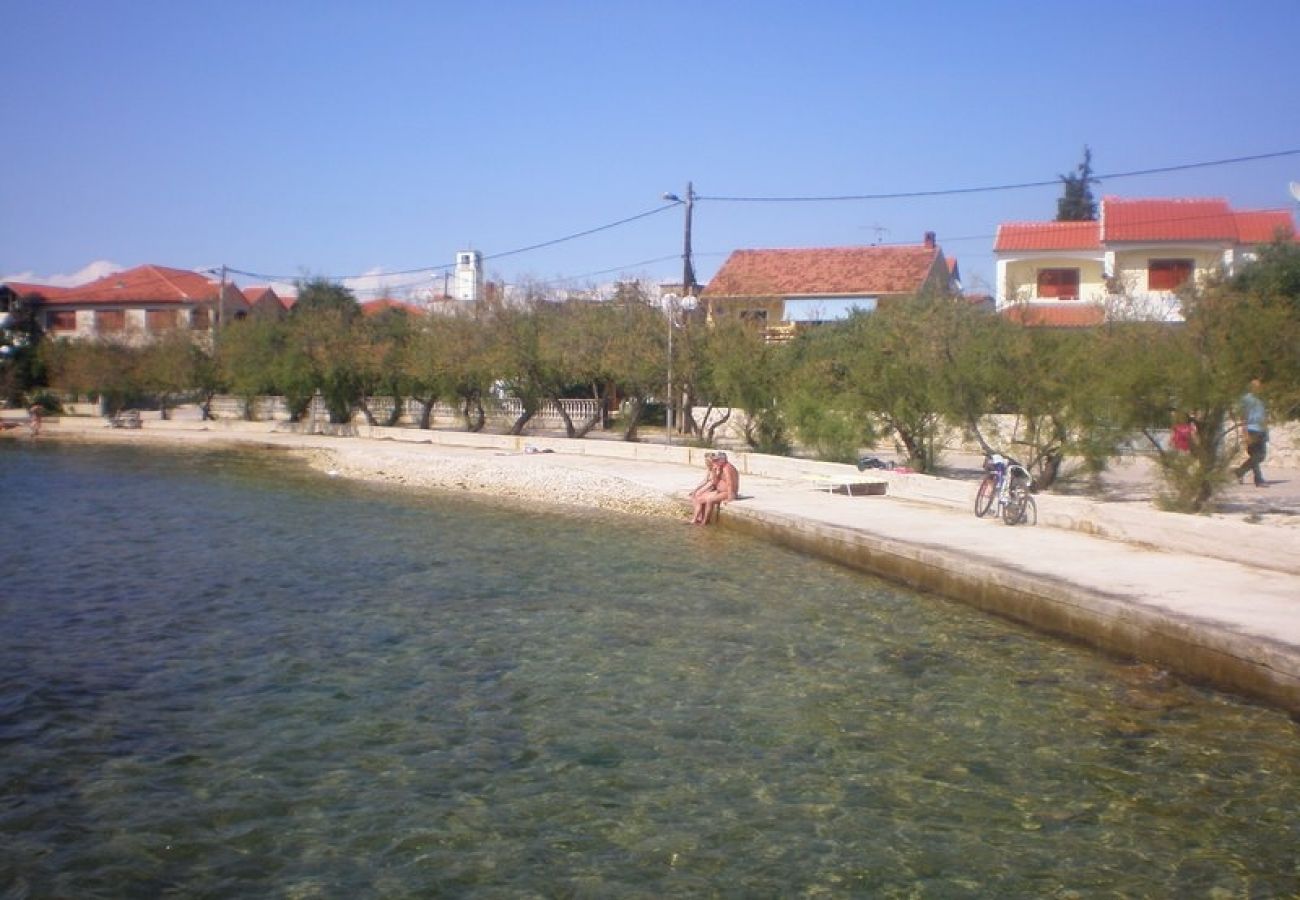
994,197,1295,326
701,233,956,341
2,264,250,342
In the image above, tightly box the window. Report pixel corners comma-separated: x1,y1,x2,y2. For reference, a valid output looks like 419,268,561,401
96,310,126,332
191,307,210,329
1148,259,1194,291
739,309,768,324
147,309,177,331
47,310,77,332
1037,268,1080,300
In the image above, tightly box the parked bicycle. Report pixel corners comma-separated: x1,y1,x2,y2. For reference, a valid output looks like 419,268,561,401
974,453,1036,526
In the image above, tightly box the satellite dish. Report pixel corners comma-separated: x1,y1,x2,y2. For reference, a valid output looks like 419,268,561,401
1290,181,1300,203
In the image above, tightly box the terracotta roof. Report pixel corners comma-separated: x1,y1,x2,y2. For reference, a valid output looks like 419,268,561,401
1233,209,1296,244
1101,197,1239,242
1000,303,1105,328
1,281,69,299
996,198,1297,251
47,264,226,306
702,245,942,297
361,298,422,316
243,286,277,305
994,221,1100,252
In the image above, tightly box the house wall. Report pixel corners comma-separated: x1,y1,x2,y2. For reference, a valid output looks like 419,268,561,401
1109,247,1223,292
996,255,1106,306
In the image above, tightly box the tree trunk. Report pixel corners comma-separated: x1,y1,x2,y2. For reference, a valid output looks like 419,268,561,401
415,397,434,430
621,397,645,441
461,396,485,432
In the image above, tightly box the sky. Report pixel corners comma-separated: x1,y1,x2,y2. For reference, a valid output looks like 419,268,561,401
3,0,1299,299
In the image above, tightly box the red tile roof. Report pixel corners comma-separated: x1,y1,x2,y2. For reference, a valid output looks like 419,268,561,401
994,221,1100,252
1000,303,1105,328
1,281,69,299
361,298,423,316
996,198,1297,251
1102,197,1238,242
1233,209,1297,244
702,245,943,297
243,286,277,305
46,264,228,306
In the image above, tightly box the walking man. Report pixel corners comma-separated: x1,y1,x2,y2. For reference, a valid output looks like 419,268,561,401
1233,377,1269,488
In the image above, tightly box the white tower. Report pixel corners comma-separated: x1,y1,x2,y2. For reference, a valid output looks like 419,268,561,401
454,250,482,303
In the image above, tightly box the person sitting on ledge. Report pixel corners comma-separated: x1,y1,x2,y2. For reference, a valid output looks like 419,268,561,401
692,452,739,525
688,452,720,506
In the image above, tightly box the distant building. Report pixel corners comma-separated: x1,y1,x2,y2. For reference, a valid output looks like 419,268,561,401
994,196,1296,326
702,233,956,342
454,250,483,304
242,286,290,318
360,298,424,317
1,264,249,343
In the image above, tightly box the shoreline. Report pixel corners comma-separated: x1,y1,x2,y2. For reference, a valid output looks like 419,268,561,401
295,443,689,520
9,415,1300,715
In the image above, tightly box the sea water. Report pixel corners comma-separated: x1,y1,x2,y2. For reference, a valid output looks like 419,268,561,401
1,441,1297,897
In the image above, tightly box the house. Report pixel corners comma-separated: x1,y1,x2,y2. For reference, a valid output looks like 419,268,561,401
994,197,1296,325
360,298,425,318
701,233,956,342
242,286,290,318
2,264,250,343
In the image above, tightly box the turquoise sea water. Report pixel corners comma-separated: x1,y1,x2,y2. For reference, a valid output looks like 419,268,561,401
1,441,1298,897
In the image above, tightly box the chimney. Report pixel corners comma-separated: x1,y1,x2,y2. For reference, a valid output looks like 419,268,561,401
923,231,936,249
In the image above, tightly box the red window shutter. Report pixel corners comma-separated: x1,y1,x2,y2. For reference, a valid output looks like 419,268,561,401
1037,268,1080,299
1149,259,1193,291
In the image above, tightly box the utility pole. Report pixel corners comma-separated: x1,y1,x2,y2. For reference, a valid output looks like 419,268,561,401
217,264,227,340
679,182,697,297
662,182,698,442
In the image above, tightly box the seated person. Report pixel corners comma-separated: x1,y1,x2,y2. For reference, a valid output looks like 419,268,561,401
692,452,739,525
688,452,720,503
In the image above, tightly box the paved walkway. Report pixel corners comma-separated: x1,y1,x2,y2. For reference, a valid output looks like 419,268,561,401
11,414,1300,716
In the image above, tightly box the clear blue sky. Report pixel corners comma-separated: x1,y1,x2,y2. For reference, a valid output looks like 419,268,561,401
4,0,1298,297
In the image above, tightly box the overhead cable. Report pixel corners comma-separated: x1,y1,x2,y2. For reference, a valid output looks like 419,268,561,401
699,148,1300,202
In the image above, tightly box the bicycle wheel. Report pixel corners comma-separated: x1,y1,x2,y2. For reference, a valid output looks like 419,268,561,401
1002,474,1032,525
1020,495,1037,526
974,475,996,518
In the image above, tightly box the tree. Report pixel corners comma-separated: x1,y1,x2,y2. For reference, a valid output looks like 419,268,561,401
0,291,47,406
703,317,790,454
403,311,495,431
137,329,214,419
1105,243,1300,511
292,277,362,318
281,281,363,424
219,317,282,419
40,338,143,414
1056,145,1097,222
353,306,413,426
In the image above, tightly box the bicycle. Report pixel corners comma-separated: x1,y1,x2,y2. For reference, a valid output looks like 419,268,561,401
974,453,1037,526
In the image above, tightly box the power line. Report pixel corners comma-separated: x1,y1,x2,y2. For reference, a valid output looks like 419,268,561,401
219,202,679,284
700,148,1300,203
481,203,678,262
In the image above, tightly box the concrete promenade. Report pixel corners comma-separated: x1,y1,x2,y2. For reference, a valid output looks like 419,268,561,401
11,413,1300,717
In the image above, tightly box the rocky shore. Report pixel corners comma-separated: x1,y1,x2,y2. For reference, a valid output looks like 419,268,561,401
298,442,688,519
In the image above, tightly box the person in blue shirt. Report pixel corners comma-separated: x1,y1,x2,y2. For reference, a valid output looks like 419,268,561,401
1233,377,1269,487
